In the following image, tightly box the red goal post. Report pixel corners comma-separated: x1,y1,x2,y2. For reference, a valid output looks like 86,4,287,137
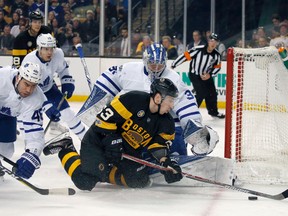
225,46,288,184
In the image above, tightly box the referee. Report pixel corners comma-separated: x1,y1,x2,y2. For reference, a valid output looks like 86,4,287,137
171,33,225,119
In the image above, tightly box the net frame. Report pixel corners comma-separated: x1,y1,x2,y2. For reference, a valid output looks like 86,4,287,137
225,46,288,184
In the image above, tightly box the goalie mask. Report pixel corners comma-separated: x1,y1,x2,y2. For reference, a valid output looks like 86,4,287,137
183,119,219,156
143,43,167,80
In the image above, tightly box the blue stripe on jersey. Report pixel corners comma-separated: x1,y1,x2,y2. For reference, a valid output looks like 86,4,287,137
102,73,121,92
23,121,42,127
25,128,43,133
179,111,201,120
173,118,180,122
70,121,81,130
175,102,198,116
96,80,117,97
75,127,86,135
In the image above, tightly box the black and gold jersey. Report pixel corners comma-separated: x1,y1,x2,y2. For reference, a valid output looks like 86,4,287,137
94,91,175,158
12,25,51,68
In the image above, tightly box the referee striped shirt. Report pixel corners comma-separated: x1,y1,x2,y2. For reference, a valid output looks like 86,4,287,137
171,45,221,77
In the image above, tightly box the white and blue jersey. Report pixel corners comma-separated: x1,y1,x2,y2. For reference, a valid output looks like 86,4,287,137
95,62,203,155
0,66,46,156
22,48,70,93
96,62,202,128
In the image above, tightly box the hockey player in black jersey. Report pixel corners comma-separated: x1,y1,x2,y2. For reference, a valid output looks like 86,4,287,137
12,11,51,68
44,78,183,190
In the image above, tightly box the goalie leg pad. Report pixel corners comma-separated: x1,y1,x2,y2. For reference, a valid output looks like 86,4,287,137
76,85,112,127
169,127,187,155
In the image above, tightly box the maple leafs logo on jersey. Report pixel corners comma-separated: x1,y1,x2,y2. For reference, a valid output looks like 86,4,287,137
39,76,50,88
0,106,11,116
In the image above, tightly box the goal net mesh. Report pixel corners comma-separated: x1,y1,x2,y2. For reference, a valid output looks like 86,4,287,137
225,46,288,184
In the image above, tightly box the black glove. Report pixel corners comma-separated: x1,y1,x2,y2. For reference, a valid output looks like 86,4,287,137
103,134,123,164
161,157,183,184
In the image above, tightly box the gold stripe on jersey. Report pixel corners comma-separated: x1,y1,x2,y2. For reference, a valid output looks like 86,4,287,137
95,118,117,130
147,143,166,150
61,152,81,177
110,96,132,120
184,51,192,60
12,49,28,56
109,166,118,185
159,132,175,141
120,175,128,187
68,159,81,176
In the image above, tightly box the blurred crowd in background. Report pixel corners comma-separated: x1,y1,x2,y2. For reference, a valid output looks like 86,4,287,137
0,0,287,59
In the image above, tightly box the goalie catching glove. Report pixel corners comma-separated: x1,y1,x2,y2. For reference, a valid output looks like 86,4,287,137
160,157,183,184
183,119,219,156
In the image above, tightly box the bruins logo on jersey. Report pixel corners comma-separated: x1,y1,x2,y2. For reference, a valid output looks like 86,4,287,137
121,119,152,149
137,110,145,117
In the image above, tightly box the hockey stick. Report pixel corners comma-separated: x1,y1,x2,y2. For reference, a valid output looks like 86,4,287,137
75,43,93,92
122,153,288,200
44,91,67,135
0,154,75,195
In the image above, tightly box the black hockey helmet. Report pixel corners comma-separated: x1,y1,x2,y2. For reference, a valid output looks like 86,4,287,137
209,33,220,41
29,11,43,21
150,78,179,99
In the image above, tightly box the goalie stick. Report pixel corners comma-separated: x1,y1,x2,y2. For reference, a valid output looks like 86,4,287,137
0,154,76,196
122,153,288,200
75,43,93,92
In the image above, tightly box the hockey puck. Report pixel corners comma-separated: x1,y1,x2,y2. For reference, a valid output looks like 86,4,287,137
248,196,258,200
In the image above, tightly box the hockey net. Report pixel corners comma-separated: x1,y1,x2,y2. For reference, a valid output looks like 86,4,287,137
225,46,288,185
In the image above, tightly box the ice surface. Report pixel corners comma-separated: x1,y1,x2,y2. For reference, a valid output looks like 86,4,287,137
1,104,288,216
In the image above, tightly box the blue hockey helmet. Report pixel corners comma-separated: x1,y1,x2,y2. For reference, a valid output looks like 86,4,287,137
143,43,167,79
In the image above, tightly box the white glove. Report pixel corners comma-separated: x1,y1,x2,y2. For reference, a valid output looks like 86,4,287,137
183,120,219,155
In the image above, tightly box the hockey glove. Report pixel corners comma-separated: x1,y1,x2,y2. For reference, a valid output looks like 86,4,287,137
103,134,123,164
61,75,75,99
15,152,41,179
42,101,61,122
161,157,183,184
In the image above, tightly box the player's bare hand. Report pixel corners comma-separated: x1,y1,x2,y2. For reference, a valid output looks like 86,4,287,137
200,73,210,80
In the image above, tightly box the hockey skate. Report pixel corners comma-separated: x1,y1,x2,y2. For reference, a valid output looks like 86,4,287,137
43,136,75,156
49,122,69,135
210,112,225,119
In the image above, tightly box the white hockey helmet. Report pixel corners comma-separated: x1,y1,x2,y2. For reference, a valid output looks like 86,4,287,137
36,33,56,51
19,62,42,84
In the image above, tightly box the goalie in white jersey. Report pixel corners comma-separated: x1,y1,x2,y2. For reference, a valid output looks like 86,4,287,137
78,43,219,156
22,33,86,140
0,62,46,179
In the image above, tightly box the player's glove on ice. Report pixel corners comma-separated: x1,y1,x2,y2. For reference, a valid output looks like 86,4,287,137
42,101,61,122
161,157,183,184
103,134,123,164
15,151,41,179
61,75,75,99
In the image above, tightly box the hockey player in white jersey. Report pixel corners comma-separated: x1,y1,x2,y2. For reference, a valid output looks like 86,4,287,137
78,43,219,156
0,62,46,179
21,33,86,140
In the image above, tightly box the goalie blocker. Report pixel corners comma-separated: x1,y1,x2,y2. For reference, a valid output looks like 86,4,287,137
183,119,219,155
